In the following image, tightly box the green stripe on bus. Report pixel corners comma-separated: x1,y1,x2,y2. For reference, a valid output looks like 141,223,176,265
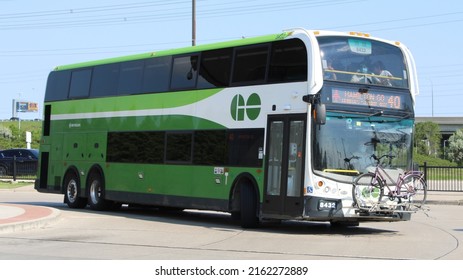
49,88,222,115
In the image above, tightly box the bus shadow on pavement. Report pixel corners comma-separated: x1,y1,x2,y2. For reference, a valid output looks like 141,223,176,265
85,204,396,236
6,201,397,236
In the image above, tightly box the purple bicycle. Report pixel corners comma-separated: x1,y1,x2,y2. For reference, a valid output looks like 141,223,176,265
352,154,427,212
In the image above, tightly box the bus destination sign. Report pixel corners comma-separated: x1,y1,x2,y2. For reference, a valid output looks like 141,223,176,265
331,88,404,110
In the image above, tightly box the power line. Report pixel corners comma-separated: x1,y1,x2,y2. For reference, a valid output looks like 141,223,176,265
0,1,189,19
0,0,364,30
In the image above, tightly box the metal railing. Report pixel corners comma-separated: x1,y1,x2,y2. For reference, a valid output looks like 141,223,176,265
0,156,37,181
420,162,463,192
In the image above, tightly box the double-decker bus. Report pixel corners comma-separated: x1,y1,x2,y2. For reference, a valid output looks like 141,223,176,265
35,28,419,227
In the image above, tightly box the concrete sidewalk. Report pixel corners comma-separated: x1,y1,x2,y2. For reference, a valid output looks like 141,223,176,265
425,191,463,205
0,185,462,233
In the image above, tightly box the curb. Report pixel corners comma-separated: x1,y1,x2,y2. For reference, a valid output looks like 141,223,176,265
0,204,61,234
426,200,463,206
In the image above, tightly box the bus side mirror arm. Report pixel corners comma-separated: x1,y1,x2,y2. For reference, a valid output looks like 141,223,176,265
302,94,315,104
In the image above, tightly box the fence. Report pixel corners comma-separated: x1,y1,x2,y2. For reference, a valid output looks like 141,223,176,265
0,156,37,181
1,158,462,190
420,162,463,192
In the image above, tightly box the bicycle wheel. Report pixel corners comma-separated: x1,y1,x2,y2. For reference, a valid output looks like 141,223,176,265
400,173,427,210
352,173,384,209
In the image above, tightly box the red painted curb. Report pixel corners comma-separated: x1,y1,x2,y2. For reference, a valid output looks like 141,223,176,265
0,204,53,225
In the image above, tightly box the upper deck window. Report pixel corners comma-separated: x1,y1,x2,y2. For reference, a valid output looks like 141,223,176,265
317,36,409,88
69,69,92,99
232,45,269,85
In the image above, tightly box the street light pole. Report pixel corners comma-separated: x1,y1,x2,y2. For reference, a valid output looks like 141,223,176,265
443,139,449,159
431,80,434,117
428,78,434,117
192,0,196,46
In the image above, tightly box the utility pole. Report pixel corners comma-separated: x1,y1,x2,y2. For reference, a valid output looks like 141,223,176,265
192,0,196,46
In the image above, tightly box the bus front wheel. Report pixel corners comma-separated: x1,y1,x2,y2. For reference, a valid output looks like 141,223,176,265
239,183,259,228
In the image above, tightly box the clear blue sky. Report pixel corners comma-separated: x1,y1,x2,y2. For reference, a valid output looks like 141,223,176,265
1,0,462,120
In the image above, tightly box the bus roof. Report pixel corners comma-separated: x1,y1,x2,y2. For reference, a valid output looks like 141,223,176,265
54,32,292,71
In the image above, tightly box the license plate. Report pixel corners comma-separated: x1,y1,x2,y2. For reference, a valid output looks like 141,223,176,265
318,200,337,210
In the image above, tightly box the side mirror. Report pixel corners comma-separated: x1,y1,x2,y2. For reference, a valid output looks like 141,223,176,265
314,103,326,125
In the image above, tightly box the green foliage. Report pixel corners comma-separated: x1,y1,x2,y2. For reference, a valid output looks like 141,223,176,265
0,121,42,150
447,128,463,166
414,121,442,157
413,151,457,167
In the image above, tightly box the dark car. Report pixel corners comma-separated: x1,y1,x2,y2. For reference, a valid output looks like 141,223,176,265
0,148,38,177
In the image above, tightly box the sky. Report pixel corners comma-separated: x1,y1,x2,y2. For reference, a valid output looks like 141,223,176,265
0,0,462,120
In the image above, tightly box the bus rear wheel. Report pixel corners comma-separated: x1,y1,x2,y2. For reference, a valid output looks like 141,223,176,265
88,172,112,211
64,172,87,209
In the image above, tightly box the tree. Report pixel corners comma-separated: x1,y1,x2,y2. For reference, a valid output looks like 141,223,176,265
447,128,463,166
414,121,441,157
0,121,41,150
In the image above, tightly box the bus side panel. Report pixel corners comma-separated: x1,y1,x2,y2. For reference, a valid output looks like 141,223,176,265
63,133,87,162
35,133,65,193
86,132,107,163
103,163,262,211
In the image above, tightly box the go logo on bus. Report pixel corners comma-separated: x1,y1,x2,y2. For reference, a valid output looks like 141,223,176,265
230,93,261,121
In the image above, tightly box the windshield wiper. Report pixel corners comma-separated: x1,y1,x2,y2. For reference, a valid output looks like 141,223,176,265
368,110,383,117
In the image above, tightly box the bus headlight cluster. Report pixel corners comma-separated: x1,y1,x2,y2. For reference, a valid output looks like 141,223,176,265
317,180,338,194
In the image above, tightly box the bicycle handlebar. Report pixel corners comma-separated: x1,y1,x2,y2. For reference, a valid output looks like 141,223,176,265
371,154,395,163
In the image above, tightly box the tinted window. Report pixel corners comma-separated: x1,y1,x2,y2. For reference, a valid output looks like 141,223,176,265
170,55,199,90
118,60,144,95
1,150,14,157
142,56,171,93
166,132,192,162
0,149,36,159
193,130,228,165
268,39,307,83
69,69,92,99
107,131,165,164
317,36,409,88
232,45,269,85
228,129,264,167
91,64,119,97
43,105,51,136
198,48,232,89
44,70,71,101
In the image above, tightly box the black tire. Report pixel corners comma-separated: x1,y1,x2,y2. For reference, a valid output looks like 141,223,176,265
64,171,87,209
0,165,8,176
401,173,427,210
87,171,112,211
352,173,383,209
239,183,259,228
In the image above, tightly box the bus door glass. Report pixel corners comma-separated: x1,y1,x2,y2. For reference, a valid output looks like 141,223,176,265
263,114,306,216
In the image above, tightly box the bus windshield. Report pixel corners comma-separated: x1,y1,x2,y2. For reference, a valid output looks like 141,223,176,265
312,112,414,182
317,36,409,89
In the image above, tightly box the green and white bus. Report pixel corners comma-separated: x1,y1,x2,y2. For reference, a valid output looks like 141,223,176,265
35,28,419,227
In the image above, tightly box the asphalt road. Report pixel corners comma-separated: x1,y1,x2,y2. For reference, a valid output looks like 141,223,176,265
0,185,462,260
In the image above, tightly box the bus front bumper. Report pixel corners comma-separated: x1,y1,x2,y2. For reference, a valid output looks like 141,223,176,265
303,196,411,222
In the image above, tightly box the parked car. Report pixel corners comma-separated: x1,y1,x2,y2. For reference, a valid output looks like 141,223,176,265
0,148,38,177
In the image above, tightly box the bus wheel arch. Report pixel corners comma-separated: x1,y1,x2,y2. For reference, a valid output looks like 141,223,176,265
63,167,87,209
86,165,113,211
230,173,260,228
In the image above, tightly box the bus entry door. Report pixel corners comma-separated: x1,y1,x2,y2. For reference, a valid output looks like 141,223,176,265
263,114,306,217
